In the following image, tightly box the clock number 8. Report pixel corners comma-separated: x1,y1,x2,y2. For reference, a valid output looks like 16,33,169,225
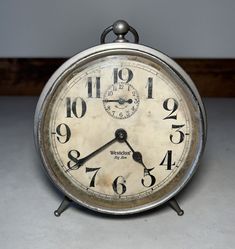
112,176,126,195
67,150,80,170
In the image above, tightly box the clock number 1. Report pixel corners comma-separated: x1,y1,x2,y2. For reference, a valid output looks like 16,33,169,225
146,77,153,99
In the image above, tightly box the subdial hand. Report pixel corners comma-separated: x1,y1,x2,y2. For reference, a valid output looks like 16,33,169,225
103,98,133,104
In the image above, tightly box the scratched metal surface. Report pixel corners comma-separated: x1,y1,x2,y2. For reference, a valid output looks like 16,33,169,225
0,97,234,249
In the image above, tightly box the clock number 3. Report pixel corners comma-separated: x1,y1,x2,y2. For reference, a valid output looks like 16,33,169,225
170,124,185,144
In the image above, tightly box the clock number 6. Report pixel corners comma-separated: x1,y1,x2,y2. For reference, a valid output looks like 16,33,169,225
112,176,127,195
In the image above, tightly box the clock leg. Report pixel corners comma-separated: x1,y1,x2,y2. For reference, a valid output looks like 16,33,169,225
168,198,184,216
54,196,72,217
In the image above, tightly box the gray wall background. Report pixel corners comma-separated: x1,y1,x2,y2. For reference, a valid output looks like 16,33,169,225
0,0,234,58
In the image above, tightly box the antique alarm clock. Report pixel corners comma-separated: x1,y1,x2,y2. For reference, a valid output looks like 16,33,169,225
34,20,206,216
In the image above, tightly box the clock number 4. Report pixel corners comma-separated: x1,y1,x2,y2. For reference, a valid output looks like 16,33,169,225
113,68,133,84
160,150,175,170
66,97,87,118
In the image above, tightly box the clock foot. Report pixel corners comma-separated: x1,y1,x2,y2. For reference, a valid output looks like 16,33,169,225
54,196,72,217
168,198,184,216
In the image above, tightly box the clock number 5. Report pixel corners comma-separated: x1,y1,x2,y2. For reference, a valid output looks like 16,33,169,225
141,168,156,188
112,176,127,195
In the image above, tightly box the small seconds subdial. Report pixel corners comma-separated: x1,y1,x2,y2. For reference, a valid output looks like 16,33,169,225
103,83,140,119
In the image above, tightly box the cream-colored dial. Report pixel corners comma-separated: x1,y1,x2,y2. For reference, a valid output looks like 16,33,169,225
39,53,202,212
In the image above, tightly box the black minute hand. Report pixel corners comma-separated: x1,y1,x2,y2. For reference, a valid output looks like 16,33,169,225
68,129,127,171
74,137,117,169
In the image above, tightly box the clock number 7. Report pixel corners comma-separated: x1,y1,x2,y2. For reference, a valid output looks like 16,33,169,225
85,167,101,187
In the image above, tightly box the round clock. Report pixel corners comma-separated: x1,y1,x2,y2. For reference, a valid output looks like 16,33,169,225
34,20,206,215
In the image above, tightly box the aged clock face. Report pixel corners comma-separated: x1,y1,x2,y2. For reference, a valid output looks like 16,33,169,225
39,52,203,214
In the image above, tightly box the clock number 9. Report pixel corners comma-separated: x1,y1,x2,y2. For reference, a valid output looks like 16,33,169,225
163,98,179,120
55,123,71,144
112,176,127,195
113,68,133,84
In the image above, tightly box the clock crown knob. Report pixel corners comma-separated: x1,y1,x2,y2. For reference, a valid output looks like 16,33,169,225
100,20,139,44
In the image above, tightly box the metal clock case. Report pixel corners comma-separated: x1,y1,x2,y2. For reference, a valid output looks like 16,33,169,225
34,20,206,216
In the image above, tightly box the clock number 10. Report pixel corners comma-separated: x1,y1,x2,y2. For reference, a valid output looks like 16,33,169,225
66,97,87,118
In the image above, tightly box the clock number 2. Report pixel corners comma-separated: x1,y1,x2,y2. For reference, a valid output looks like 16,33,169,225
163,98,179,120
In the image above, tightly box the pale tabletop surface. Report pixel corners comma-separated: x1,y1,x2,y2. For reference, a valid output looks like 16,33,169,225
0,97,234,249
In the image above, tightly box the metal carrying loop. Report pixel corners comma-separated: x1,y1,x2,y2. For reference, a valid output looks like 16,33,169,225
100,20,139,44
